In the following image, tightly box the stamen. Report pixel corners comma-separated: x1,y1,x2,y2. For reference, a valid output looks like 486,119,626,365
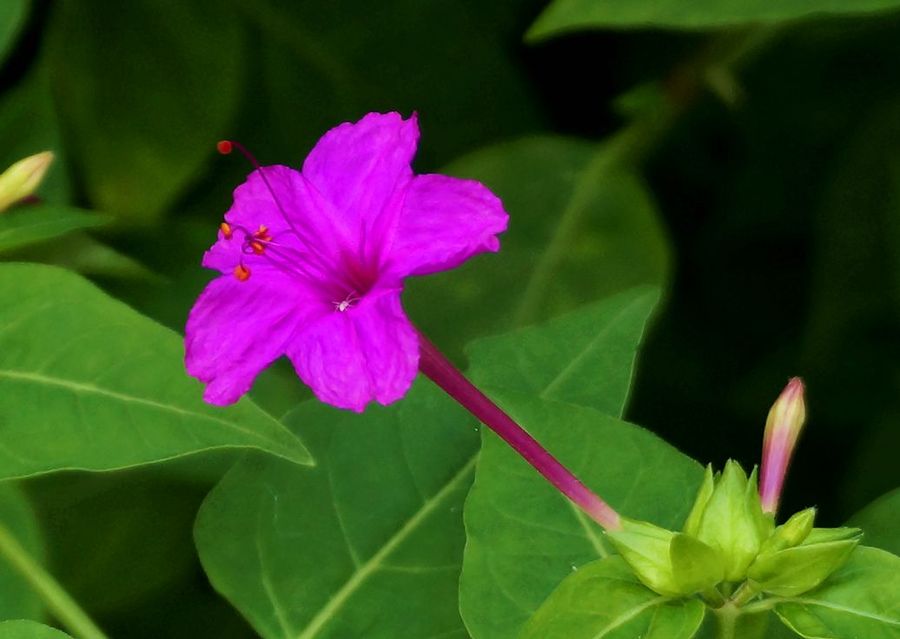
249,240,266,255
233,264,251,282
220,222,233,240
253,225,272,242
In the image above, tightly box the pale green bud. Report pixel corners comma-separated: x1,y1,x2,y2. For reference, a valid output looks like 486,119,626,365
694,460,772,581
606,518,724,597
0,151,54,212
758,507,816,555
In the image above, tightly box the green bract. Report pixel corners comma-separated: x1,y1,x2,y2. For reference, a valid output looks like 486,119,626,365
606,519,723,597
691,461,773,581
524,460,897,639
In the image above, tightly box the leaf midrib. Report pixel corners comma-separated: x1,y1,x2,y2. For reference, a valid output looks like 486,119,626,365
294,455,478,639
0,369,281,445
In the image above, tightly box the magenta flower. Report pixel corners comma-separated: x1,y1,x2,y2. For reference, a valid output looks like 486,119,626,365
185,112,508,411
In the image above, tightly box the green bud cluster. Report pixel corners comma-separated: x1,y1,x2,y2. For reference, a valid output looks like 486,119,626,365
605,460,861,604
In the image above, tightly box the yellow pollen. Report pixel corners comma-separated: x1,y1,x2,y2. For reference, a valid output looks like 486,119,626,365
220,222,233,240
249,240,266,255
233,264,251,281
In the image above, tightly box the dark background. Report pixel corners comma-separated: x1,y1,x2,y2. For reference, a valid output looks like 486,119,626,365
1,1,898,636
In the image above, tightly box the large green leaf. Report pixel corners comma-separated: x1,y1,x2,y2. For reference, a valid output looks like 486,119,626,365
195,381,478,639
527,0,900,38
0,620,72,638
774,546,900,638
0,484,43,619
406,137,670,361
45,0,244,222
521,557,705,639
0,1,27,67
466,286,660,416
0,263,310,478
0,206,109,254
847,488,900,558
459,392,704,639
195,285,660,637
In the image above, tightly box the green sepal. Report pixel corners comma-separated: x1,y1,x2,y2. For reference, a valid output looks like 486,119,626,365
683,464,715,537
759,507,816,555
670,533,726,595
606,518,723,596
694,460,770,581
803,526,862,544
748,537,861,597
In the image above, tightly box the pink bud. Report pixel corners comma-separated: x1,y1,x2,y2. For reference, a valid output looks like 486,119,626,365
759,377,807,514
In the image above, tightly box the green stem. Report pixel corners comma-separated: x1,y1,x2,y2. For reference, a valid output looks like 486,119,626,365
714,602,740,639
0,521,109,639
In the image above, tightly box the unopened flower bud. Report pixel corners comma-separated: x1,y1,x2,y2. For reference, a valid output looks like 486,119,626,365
0,151,54,212
759,507,816,555
759,377,806,514
693,461,772,581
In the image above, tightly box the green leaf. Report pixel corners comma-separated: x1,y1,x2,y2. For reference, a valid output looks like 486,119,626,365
848,487,900,556
0,206,109,254
774,546,900,638
0,1,27,66
0,484,43,619
0,620,73,638
195,380,478,639
527,0,900,38
44,0,244,222
521,557,705,639
26,468,206,615
466,286,661,416
406,137,669,361
460,392,704,639
0,263,310,479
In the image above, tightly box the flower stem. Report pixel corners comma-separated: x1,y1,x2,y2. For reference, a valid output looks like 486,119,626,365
713,602,740,639
0,520,109,639
417,332,621,530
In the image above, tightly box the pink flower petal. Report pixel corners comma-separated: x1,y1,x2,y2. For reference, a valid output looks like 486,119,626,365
302,112,418,248
384,173,508,277
185,274,328,405
287,290,419,412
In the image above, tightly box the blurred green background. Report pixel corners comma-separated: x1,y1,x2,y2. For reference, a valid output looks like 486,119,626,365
1,0,898,635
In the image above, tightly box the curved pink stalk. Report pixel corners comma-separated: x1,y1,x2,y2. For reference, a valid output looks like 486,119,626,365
759,377,807,514
417,332,621,531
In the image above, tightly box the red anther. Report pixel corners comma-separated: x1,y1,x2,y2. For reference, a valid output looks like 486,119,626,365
249,240,266,255
220,222,233,239
217,140,233,155
253,225,272,242
233,264,251,281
